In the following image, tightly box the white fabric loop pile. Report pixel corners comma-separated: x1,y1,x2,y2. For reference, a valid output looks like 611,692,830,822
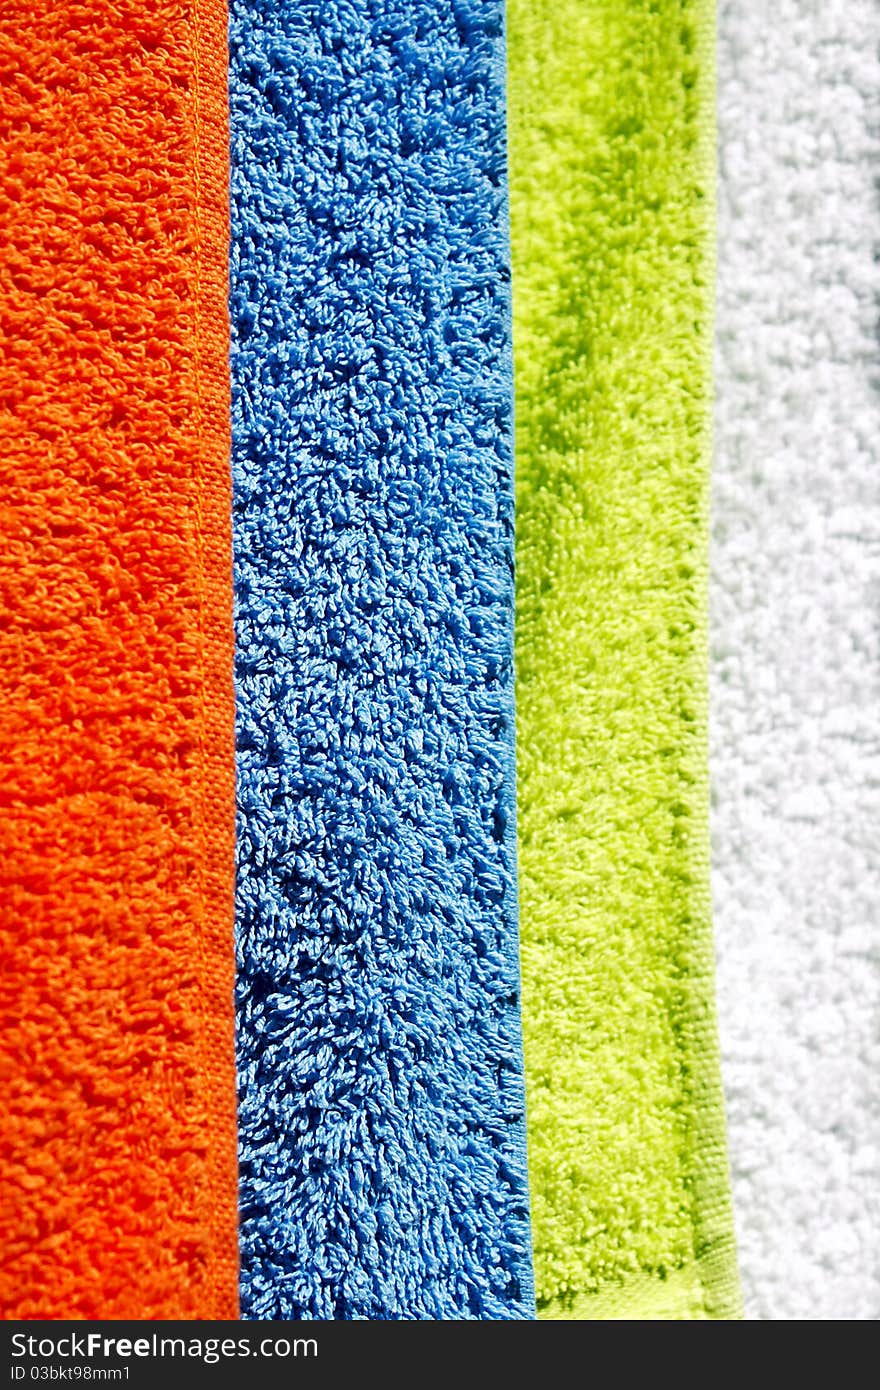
712,0,880,1320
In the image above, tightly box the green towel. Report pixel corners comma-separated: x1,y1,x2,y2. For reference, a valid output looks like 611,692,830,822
508,0,742,1319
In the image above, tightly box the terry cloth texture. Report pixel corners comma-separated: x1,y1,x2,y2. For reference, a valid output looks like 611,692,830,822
507,0,741,1318
230,0,533,1319
712,0,880,1319
0,2,239,1318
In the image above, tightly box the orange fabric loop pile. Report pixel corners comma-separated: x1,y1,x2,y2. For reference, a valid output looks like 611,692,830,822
0,1,238,1319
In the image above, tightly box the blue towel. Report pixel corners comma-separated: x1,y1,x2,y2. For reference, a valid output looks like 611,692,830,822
230,0,534,1319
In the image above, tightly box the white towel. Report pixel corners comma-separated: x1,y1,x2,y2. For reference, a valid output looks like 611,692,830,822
712,0,880,1319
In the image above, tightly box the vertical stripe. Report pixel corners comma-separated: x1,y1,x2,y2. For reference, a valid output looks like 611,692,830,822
508,0,741,1317
0,1,238,1318
712,0,880,1319
230,0,533,1318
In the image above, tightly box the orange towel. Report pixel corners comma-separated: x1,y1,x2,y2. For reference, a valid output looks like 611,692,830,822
0,2,238,1318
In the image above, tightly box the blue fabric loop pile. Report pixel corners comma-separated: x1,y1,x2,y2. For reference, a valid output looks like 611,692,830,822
230,0,533,1319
